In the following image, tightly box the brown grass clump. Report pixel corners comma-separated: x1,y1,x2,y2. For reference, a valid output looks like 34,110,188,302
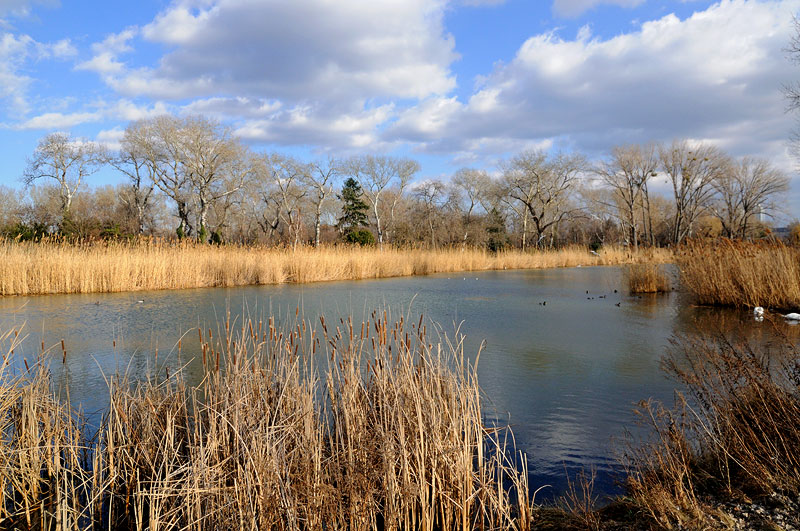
626,263,671,294
677,239,800,310
0,312,536,530
624,334,800,529
0,238,672,296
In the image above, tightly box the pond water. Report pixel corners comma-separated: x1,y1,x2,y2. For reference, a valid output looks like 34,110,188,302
0,266,789,502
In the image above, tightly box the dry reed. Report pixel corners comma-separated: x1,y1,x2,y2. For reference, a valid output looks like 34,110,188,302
677,239,800,310
0,311,537,530
626,263,671,294
624,334,800,529
0,239,671,296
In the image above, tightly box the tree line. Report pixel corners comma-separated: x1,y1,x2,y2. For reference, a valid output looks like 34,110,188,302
1,114,791,249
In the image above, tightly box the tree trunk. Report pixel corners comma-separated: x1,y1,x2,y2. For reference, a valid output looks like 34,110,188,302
521,211,528,251
314,204,322,248
373,204,383,249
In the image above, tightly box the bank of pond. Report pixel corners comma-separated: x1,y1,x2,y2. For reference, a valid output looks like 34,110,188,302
1,255,799,529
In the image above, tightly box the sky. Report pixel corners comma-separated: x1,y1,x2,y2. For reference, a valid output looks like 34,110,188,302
1,0,800,218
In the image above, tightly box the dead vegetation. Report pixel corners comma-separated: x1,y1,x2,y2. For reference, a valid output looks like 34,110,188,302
626,263,671,294
0,314,536,530
624,333,800,529
677,238,800,310
0,238,671,296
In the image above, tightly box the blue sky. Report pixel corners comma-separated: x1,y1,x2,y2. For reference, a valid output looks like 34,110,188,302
1,0,799,216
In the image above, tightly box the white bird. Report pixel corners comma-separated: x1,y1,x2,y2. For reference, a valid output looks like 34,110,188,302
754,306,765,317
784,313,800,320
137,300,144,304
590,250,600,256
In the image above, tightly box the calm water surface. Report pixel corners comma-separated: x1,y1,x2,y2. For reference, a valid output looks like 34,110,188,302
0,266,788,501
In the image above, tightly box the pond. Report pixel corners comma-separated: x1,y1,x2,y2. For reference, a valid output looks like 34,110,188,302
0,266,787,502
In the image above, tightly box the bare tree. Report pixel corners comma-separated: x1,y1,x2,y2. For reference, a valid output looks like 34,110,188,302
503,150,586,249
301,156,340,247
133,116,194,237
412,179,446,249
786,16,800,160
208,151,257,241
451,168,490,246
710,156,790,238
23,132,106,218
659,140,729,245
257,153,307,247
593,144,658,250
109,127,158,234
178,117,245,242
346,155,419,248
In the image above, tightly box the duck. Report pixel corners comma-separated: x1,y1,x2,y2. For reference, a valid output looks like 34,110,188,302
784,313,800,321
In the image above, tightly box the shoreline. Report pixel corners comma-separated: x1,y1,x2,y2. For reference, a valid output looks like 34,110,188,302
0,241,671,297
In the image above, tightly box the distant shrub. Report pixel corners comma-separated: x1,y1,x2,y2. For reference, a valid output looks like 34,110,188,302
2,222,49,241
627,263,670,293
344,229,375,246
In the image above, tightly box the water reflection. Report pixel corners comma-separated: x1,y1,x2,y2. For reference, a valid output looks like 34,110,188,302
0,266,781,501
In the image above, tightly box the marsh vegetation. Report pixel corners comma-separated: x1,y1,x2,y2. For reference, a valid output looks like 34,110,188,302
0,314,534,530
0,239,669,296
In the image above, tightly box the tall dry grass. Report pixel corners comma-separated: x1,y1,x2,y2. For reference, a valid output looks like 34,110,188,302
626,263,671,294
0,239,671,296
624,334,800,529
0,312,536,530
677,239,800,310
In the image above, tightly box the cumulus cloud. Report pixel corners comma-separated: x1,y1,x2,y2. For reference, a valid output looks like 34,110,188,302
76,27,136,76
386,0,800,170
75,0,459,148
234,102,396,151
7,99,172,130
15,111,101,129
103,0,457,104
0,32,76,116
552,0,645,18
64,0,800,176
95,127,125,150
0,0,57,17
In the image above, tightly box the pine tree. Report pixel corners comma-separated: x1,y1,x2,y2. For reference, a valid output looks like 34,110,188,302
486,207,508,252
337,177,369,233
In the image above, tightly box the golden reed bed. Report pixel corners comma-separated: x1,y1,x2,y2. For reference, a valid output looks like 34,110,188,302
677,239,800,310
0,313,534,530
0,240,671,296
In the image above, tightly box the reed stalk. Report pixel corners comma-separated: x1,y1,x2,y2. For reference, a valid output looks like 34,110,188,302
677,239,800,310
0,313,536,530
0,238,671,296
626,263,671,294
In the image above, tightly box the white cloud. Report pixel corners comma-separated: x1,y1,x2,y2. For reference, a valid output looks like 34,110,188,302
15,111,101,129
76,28,136,76
0,33,34,113
181,97,281,119
386,0,800,170
552,0,645,18
99,0,457,104
73,0,460,150
95,127,125,150
6,99,171,130
0,0,57,17
0,32,75,116
234,102,396,151
458,0,507,6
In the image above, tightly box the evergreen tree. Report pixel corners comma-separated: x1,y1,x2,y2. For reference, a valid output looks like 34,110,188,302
337,177,369,233
485,207,508,252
